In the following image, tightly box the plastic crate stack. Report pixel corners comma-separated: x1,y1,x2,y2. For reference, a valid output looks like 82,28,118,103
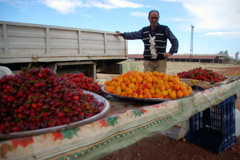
186,94,237,154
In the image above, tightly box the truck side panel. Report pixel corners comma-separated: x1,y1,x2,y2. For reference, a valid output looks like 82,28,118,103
0,21,128,63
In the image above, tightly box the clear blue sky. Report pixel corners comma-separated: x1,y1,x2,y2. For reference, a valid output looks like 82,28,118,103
0,0,239,58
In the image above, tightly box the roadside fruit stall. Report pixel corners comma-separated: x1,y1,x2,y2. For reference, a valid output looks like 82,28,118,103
0,67,239,159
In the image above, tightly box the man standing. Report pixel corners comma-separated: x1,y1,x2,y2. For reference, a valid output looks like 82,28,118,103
115,10,179,73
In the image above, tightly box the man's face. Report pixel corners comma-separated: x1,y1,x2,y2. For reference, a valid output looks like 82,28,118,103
148,11,159,27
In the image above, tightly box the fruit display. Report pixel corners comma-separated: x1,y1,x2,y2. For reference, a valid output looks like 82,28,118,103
104,71,192,99
177,67,227,83
0,67,105,133
176,67,230,89
63,73,103,96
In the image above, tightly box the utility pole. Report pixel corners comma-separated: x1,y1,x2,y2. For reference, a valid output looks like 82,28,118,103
190,25,194,62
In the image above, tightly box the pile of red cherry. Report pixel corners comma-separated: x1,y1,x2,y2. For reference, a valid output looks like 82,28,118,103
0,67,104,133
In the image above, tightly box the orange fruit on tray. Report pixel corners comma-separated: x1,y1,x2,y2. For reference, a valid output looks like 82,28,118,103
177,90,184,98
104,71,193,99
169,91,177,99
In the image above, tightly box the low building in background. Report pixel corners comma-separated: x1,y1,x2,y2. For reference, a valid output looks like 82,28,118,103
128,54,232,63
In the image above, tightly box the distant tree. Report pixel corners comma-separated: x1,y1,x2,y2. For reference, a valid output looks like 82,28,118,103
224,50,228,56
235,51,239,60
218,50,229,56
218,51,224,54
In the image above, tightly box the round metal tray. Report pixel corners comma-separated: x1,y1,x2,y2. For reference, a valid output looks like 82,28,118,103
101,85,194,102
0,90,110,141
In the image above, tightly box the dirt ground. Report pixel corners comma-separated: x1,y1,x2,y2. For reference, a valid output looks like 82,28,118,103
99,134,240,160
98,62,240,160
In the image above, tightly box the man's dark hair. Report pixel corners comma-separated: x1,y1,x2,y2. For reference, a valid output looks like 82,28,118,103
148,10,159,18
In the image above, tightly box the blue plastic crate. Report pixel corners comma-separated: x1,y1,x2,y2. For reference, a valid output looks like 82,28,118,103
186,94,237,154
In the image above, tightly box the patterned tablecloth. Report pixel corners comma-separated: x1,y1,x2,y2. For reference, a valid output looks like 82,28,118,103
0,80,240,160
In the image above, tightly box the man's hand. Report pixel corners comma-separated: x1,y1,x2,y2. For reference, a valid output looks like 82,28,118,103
163,53,172,58
115,31,121,36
